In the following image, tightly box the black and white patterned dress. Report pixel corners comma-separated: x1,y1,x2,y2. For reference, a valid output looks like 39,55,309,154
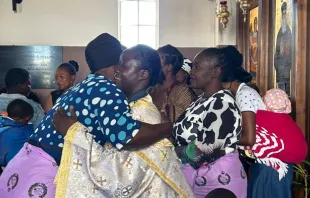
173,89,242,164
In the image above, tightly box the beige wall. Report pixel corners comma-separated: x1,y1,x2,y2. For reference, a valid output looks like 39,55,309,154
158,0,216,47
0,0,118,46
159,0,237,47
0,0,237,47
214,1,238,46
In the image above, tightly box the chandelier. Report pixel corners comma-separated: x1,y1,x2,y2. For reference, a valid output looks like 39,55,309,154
236,0,254,22
212,0,254,27
216,1,231,28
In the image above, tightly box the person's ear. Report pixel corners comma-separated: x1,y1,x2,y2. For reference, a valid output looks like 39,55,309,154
139,70,149,81
18,83,26,94
18,83,23,91
212,67,221,78
71,75,76,84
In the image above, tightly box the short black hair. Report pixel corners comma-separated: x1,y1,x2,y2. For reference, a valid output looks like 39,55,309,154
206,188,237,198
281,2,287,13
157,44,184,75
7,99,34,119
130,44,162,87
4,68,30,90
58,60,79,76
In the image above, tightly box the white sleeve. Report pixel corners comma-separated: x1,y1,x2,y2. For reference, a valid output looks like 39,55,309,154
236,88,259,113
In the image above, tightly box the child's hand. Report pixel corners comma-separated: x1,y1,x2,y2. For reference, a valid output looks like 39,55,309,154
52,106,77,136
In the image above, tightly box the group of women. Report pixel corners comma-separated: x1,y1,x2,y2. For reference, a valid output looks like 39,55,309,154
0,32,307,198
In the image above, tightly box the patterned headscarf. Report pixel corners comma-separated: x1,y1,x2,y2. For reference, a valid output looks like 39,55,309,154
181,58,192,75
263,88,291,114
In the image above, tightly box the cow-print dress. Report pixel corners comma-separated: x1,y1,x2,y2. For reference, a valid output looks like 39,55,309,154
173,90,247,198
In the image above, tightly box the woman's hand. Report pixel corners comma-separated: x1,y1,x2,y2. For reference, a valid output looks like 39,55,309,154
52,106,78,136
160,110,170,123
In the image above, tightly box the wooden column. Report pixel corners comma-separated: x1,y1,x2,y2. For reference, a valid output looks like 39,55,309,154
303,0,310,147
295,0,309,136
257,0,272,95
236,6,249,72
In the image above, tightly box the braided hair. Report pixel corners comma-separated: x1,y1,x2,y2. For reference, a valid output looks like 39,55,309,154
198,46,252,83
58,60,79,76
219,46,252,83
157,45,184,75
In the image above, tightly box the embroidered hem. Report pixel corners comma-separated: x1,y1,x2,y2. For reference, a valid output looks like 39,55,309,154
135,151,188,198
54,122,82,198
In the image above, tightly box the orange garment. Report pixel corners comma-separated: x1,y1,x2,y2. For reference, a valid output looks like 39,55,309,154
0,112,8,117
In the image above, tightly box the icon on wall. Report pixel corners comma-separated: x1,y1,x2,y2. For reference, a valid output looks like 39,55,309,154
274,0,293,95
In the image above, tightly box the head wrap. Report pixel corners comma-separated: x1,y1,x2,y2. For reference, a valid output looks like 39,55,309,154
85,33,123,74
263,88,291,114
181,58,192,75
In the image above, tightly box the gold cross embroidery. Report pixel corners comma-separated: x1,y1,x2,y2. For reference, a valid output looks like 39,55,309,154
72,159,82,170
124,158,133,169
90,184,99,194
146,185,153,194
160,150,168,162
97,177,106,186
172,165,178,173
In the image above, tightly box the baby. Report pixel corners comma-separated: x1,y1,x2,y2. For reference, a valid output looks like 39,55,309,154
246,88,308,198
244,89,307,177
0,99,34,167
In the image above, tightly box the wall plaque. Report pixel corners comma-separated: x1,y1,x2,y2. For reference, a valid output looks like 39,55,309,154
0,46,62,89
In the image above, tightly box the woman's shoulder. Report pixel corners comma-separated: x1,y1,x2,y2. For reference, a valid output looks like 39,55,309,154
173,83,191,92
195,90,236,111
50,90,58,94
50,90,61,96
237,84,265,101
237,84,261,98
236,84,266,112
131,95,161,124
148,84,163,93
131,95,159,112
171,83,197,98
211,90,235,103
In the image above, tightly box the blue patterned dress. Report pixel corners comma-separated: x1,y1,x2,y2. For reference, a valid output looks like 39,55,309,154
30,74,141,164
0,74,142,198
